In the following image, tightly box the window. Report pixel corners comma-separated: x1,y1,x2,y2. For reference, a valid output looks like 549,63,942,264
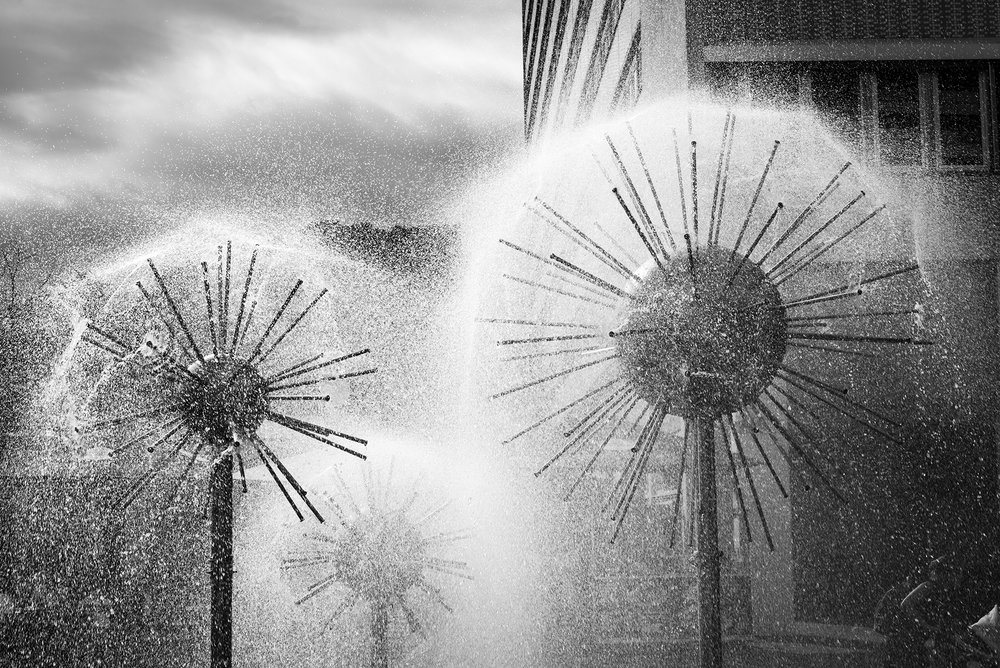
706,60,995,171
875,71,923,166
705,62,801,108
810,66,862,148
936,68,989,168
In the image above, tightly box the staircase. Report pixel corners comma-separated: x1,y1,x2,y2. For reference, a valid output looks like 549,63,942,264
746,622,887,667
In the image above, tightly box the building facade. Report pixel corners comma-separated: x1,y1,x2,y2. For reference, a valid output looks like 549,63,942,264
522,0,690,142
523,0,1000,662
688,0,1000,629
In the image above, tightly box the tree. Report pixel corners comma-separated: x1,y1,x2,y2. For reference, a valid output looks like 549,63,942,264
0,231,62,449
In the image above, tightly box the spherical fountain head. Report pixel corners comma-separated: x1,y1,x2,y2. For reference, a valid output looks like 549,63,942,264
181,358,268,446
333,509,427,602
614,246,787,419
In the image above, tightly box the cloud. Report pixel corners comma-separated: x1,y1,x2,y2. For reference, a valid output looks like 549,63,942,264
0,0,308,94
0,0,522,227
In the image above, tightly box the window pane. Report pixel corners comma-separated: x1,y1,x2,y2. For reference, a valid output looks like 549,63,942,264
704,62,798,107
811,67,861,149
877,73,921,165
939,69,984,166
740,63,798,107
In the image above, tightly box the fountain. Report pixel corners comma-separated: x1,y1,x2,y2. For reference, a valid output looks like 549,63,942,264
474,101,928,667
67,239,375,667
283,463,470,668
15,217,539,666
1,95,944,665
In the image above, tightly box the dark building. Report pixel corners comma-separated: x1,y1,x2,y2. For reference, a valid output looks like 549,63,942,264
0,472,214,666
690,0,1000,632
522,1,685,142
523,1,1000,665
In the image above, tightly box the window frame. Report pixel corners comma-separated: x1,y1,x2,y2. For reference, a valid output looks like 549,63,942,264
930,68,992,172
709,60,998,174
865,67,930,172
815,63,996,174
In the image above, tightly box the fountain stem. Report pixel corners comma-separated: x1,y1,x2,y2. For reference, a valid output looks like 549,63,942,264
371,598,390,668
210,455,234,668
695,418,722,668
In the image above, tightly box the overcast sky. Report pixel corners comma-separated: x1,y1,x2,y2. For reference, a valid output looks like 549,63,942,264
0,0,522,245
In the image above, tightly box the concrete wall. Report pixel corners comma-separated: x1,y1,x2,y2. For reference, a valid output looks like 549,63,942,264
692,0,1000,45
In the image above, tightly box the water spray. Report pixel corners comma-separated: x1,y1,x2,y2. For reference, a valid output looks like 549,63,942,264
74,240,375,667
284,464,470,668
483,107,928,668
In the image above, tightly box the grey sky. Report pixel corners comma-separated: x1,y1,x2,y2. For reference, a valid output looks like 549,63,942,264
0,0,521,234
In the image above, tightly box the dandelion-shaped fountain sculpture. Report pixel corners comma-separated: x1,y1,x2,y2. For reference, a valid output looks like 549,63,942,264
482,109,929,668
285,466,470,668
75,241,375,668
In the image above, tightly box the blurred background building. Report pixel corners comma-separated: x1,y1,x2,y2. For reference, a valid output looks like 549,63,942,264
523,0,1000,665
0,225,464,665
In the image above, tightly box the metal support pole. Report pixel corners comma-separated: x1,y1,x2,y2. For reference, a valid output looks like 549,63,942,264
210,456,234,668
371,599,390,668
696,418,723,668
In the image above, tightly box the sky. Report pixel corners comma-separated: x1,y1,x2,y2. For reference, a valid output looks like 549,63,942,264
0,0,522,245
